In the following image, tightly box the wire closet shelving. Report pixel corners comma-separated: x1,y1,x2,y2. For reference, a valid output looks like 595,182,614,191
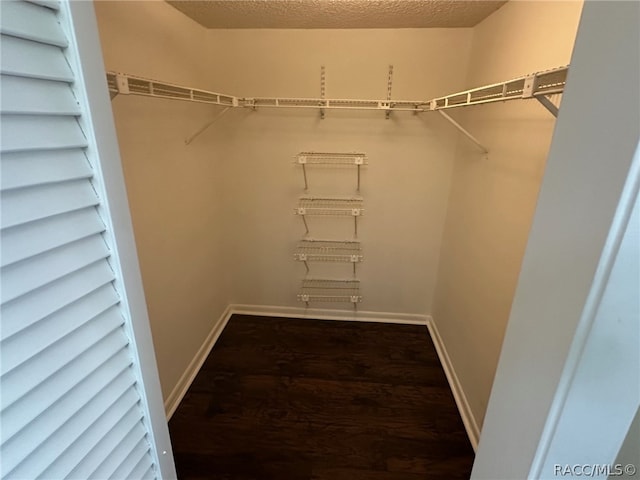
295,196,364,236
295,151,367,191
297,278,362,306
294,239,363,274
107,66,568,152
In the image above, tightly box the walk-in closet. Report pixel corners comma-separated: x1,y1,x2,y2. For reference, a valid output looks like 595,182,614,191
2,0,639,478
95,0,580,476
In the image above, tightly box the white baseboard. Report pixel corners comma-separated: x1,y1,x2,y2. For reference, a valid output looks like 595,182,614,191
426,315,480,451
230,303,429,325
164,304,233,420
164,304,479,454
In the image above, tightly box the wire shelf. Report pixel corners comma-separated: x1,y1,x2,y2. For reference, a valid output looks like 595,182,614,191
295,197,363,216
295,197,364,236
296,152,367,166
296,152,367,191
428,66,569,111
108,66,569,119
294,239,362,263
106,72,237,106
298,278,362,304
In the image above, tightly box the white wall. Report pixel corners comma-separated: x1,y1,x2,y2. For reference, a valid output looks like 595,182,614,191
431,0,583,431
94,1,230,402
205,29,473,315
472,1,640,477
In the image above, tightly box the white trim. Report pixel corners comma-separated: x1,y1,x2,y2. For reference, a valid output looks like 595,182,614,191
529,143,640,477
229,304,429,325
427,316,481,452
164,305,233,419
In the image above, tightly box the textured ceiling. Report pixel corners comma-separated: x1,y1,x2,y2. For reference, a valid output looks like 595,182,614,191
166,1,508,29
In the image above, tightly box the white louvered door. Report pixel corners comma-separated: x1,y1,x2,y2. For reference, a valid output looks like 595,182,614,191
0,1,175,479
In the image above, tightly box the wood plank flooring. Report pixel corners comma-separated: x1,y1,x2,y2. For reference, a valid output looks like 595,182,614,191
168,315,474,479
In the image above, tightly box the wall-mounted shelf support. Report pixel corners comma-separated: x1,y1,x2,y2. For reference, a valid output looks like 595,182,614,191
295,196,364,236
536,95,559,118
320,66,326,120
185,107,231,145
386,65,394,119
296,152,367,191
438,111,489,154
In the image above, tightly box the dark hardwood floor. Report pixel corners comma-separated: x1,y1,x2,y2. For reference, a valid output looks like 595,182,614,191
168,315,474,479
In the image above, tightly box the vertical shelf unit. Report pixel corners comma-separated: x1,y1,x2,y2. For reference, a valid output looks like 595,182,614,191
293,151,367,307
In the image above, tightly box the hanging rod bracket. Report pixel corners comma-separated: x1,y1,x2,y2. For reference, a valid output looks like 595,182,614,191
438,110,489,154
536,95,559,118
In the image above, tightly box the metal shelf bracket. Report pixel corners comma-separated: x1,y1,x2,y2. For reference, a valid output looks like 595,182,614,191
185,107,231,145
438,110,489,154
536,95,559,118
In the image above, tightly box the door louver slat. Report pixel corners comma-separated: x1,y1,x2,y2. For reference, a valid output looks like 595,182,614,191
0,260,116,340
1,325,130,434
0,0,68,47
0,286,121,376
0,115,88,153
0,34,73,82
1,296,122,410
64,405,145,479
3,365,137,478
1,75,81,116
0,234,111,304
1,150,93,192
1,208,106,267
1,180,100,230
